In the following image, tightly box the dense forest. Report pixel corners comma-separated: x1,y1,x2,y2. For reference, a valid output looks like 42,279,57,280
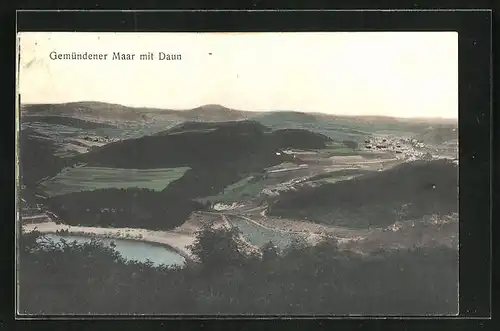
18,227,458,315
269,159,458,228
19,128,71,188
45,187,207,230
77,121,331,169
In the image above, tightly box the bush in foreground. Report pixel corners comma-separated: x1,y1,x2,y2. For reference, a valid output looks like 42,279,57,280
18,228,458,315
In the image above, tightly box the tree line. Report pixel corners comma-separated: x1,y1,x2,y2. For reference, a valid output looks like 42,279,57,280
45,187,207,230
19,225,458,315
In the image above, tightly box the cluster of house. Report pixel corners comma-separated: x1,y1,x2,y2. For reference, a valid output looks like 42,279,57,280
363,136,434,161
81,135,117,143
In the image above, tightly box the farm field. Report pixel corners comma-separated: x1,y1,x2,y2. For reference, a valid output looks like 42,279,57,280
37,166,191,197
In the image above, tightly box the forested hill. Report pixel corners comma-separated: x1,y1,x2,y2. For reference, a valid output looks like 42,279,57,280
70,121,330,200
269,159,458,228
75,121,331,169
43,122,333,230
152,120,270,136
19,128,69,188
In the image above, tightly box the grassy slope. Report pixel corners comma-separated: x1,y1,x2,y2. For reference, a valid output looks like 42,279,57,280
38,166,191,197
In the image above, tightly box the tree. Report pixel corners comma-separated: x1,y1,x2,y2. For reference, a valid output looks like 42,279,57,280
19,230,42,253
283,235,308,256
261,241,280,263
188,223,248,271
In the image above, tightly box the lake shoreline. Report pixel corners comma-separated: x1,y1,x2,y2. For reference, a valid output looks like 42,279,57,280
21,221,195,260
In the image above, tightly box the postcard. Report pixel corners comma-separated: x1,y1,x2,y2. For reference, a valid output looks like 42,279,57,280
16,31,459,316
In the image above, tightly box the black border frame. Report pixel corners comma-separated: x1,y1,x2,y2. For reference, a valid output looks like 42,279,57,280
5,7,493,330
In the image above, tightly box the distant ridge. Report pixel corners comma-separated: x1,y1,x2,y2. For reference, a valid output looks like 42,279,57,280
21,102,247,122
20,101,457,125
253,111,318,123
21,101,175,116
21,102,175,123
23,115,116,129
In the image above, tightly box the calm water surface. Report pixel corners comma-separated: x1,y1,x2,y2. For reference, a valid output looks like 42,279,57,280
40,234,186,267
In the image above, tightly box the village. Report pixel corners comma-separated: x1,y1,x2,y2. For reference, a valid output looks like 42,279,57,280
81,135,119,144
362,135,438,161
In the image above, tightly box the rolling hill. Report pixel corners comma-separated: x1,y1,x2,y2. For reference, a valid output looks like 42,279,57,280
268,159,458,228
180,104,250,121
413,126,458,145
76,121,330,169
70,121,330,199
253,111,318,124
21,101,457,140
21,101,170,122
39,121,333,229
19,128,71,188
152,120,271,136
21,102,249,124
22,115,116,129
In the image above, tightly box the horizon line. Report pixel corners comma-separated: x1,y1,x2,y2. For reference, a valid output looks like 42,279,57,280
20,100,458,121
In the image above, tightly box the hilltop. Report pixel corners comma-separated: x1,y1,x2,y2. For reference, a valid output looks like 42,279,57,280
21,102,248,123
21,101,457,129
153,120,270,136
180,104,249,121
21,101,179,123
77,121,330,169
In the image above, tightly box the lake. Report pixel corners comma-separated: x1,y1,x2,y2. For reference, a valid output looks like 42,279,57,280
39,234,186,268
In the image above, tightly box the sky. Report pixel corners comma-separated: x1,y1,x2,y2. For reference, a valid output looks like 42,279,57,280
18,32,458,119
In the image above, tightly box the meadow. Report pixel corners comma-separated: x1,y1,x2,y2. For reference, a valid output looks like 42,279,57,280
201,175,267,203
37,166,191,197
